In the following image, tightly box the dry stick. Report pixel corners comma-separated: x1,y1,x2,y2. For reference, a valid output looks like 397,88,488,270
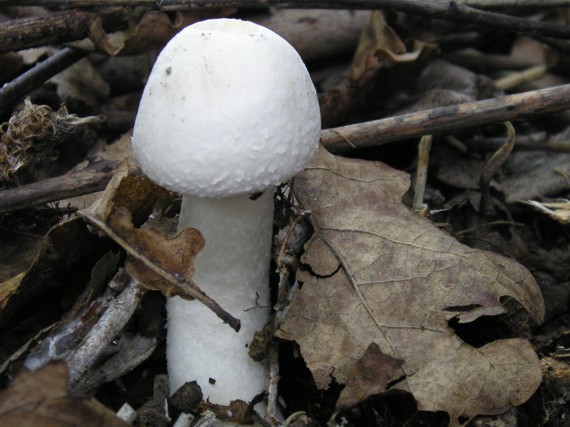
1,84,570,214
155,0,570,40
0,7,128,55
1,0,570,50
321,83,570,153
413,135,432,212
442,50,543,71
0,47,87,113
535,35,570,54
457,0,570,6
266,342,281,426
479,122,516,216
72,334,158,394
3,0,570,6
3,0,570,7
0,0,150,4
468,132,570,153
0,159,125,214
467,132,545,152
66,276,146,387
494,64,548,91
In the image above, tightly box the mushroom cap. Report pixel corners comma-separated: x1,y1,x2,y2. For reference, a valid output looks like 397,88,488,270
132,19,321,198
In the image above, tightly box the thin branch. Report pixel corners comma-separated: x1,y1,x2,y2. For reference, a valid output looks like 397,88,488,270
0,48,87,113
1,0,570,53
156,1,570,40
494,64,547,90
442,50,543,71
0,159,127,214
321,83,570,153
479,122,516,216
65,277,146,387
3,0,570,7
535,36,570,54
0,0,154,5
0,7,128,55
413,135,432,212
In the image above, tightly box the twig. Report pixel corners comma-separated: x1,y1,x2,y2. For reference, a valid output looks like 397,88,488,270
4,0,570,8
0,48,87,113
479,122,516,216
534,36,570,54
266,342,281,426
65,277,146,387
65,279,145,388
494,64,548,91
454,0,570,5
413,135,432,212
467,132,546,152
23,272,147,387
321,83,570,153
155,1,570,41
446,2,570,39
0,159,129,214
0,7,128,55
442,49,543,71
1,0,570,52
0,0,153,5
72,333,158,394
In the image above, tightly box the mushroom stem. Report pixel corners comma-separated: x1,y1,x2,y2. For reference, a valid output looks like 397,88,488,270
167,191,274,403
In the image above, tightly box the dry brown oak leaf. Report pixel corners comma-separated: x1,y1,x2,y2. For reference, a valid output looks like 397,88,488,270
276,146,544,426
0,361,127,426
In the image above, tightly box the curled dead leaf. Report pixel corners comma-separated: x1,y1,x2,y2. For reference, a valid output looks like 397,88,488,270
88,160,173,224
79,161,241,331
319,11,423,129
350,11,422,81
114,207,204,298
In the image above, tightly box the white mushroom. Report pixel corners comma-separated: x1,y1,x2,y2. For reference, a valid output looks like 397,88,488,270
132,18,320,413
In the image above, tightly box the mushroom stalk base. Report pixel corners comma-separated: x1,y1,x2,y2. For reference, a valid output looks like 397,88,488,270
167,191,273,406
